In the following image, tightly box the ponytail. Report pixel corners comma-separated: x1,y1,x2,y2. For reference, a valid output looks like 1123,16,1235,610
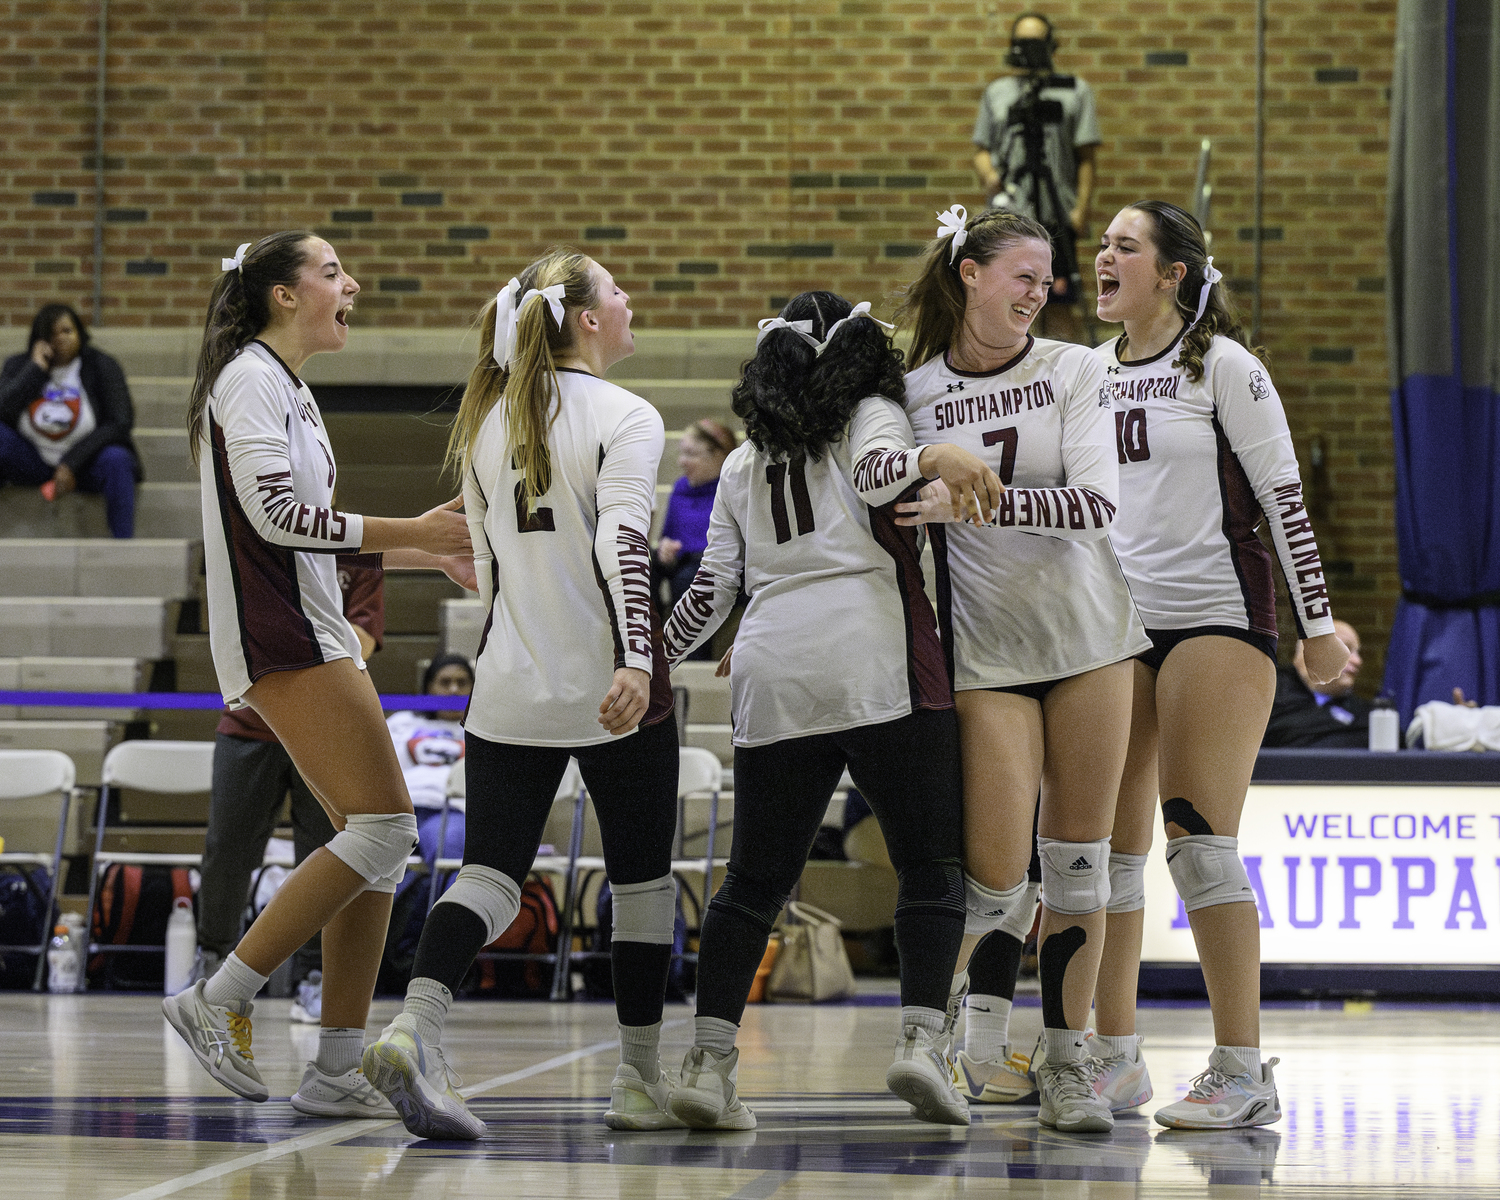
187,231,316,463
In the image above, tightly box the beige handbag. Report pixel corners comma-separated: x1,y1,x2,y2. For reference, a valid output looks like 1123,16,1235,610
766,901,856,1002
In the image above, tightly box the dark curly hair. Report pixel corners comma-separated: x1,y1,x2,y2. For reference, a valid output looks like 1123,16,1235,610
732,292,905,463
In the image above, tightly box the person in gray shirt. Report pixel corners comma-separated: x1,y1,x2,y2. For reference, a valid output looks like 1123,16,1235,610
972,12,1100,343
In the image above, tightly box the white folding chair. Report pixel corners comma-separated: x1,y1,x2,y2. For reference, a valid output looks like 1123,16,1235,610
84,740,214,976
0,749,79,990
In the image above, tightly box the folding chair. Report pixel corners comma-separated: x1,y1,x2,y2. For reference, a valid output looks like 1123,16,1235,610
84,740,214,976
0,749,78,991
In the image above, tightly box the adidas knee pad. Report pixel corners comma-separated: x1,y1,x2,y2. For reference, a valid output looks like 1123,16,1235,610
611,874,677,945
1037,836,1111,916
1106,851,1148,914
895,859,966,923
1166,834,1255,912
963,874,1031,937
434,864,522,944
997,879,1040,942
327,811,418,885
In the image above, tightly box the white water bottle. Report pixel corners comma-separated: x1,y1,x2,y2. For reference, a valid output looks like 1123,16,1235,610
48,923,80,993
1369,696,1400,751
164,897,197,995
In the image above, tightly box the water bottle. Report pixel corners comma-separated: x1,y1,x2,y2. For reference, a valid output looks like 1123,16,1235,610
164,897,197,995
1369,696,1400,751
48,923,80,994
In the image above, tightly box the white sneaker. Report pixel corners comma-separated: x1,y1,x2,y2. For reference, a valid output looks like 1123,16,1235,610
162,979,268,1102
1037,1053,1113,1134
1154,1048,1282,1130
942,972,968,1042
955,1047,1037,1103
604,1064,687,1131
289,971,322,1025
1088,1035,1153,1111
886,1025,970,1126
291,1062,399,1118
668,1046,757,1131
362,1015,486,1140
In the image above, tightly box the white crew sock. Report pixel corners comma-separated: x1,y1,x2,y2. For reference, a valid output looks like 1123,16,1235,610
1221,1045,1264,1081
403,977,453,1048
1093,1032,1139,1061
619,1021,662,1079
963,993,1013,1061
316,1027,364,1075
1041,1027,1089,1064
201,952,269,1008
694,1015,739,1057
900,1005,946,1037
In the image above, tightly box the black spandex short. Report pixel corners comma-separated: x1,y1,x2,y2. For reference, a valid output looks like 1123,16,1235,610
1137,624,1278,673
985,677,1064,703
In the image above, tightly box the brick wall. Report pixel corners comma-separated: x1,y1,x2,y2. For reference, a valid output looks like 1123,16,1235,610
0,0,1399,684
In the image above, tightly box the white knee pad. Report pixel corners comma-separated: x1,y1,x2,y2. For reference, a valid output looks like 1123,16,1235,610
963,874,1031,937
1105,852,1148,914
363,859,408,895
998,879,1041,942
1037,836,1111,916
434,864,522,944
611,874,677,945
1165,835,1255,912
327,812,418,884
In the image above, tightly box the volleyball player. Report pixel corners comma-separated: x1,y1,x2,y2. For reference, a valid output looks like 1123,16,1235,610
1091,201,1348,1129
660,291,999,1130
362,250,683,1141
163,233,473,1115
892,206,1150,1133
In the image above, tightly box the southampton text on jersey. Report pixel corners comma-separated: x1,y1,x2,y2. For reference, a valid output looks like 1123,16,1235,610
932,378,1056,431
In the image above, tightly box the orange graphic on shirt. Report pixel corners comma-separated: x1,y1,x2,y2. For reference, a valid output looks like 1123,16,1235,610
27,384,81,440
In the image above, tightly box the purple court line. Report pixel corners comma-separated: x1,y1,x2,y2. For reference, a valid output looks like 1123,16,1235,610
0,691,461,711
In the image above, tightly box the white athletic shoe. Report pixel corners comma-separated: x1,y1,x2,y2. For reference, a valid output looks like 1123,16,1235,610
886,1025,970,1126
1153,1048,1282,1130
604,1064,687,1131
362,1015,486,1140
955,1047,1037,1103
1037,1054,1114,1134
161,979,268,1102
290,1062,399,1118
288,970,322,1025
1088,1036,1153,1111
668,1046,757,1131
942,972,968,1042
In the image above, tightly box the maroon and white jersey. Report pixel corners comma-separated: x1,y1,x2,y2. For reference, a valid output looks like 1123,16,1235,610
199,341,369,705
464,368,671,747
663,396,950,748
905,339,1149,689
1097,332,1336,641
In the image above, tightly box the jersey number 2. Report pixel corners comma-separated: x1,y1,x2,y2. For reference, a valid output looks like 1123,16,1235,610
766,461,815,544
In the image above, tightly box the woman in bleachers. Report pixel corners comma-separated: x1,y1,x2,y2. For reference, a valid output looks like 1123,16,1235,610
162,232,474,1117
653,418,737,620
0,303,141,537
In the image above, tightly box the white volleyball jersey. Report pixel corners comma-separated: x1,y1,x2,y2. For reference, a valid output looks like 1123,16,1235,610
663,397,950,748
1097,332,1337,641
905,338,1150,689
464,368,672,748
199,341,369,705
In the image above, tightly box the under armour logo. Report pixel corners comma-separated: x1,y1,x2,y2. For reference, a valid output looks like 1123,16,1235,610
1106,364,1122,374
1069,856,1092,871
946,381,966,392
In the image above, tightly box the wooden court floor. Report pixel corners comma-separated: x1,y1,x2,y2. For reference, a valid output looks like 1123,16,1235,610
1,984,1496,1199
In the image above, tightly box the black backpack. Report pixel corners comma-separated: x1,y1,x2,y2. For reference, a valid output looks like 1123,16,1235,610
0,866,52,989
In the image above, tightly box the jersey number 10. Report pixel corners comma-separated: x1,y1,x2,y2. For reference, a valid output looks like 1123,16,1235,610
766,460,815,544
1116,408,1151,464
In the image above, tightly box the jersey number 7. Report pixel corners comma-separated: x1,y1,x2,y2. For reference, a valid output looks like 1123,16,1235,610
766,460,815,544
981,427,1019,484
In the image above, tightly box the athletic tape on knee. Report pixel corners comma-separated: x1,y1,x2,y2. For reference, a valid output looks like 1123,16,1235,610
963,874,1031,937
1037,836,1111,915
434,864,522,945
611,874,677,945
1106,852,1148,914
1165,834,1255,912
327,812,418,884
998,879,1041,942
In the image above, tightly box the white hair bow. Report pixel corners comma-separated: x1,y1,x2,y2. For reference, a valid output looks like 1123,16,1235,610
755,316,820,350
936,205,969,262
1184,256,1223,332
220,242,251,274
492,279,567,366
815,301,895,356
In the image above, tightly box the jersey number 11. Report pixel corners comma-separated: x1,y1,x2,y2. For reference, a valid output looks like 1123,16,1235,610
766,460,815,544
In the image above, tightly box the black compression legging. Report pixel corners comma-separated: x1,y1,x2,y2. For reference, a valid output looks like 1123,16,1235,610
411,715,680,1026
696,707,966,1025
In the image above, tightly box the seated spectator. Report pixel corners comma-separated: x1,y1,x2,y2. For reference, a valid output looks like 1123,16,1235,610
387,653,474,878
1263,618,1371,749
654,419,737,615
0,304,141,537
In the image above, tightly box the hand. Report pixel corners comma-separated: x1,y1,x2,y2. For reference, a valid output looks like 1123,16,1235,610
30,340,53,370
598,666,651,735
414,497,472,558
715,644,733,679
438,554,477,591
1452,687,1479,708
1300,631,1351,689
917,444,1003,524
51,464,76,496
657,537,682,568
895,479,960,527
